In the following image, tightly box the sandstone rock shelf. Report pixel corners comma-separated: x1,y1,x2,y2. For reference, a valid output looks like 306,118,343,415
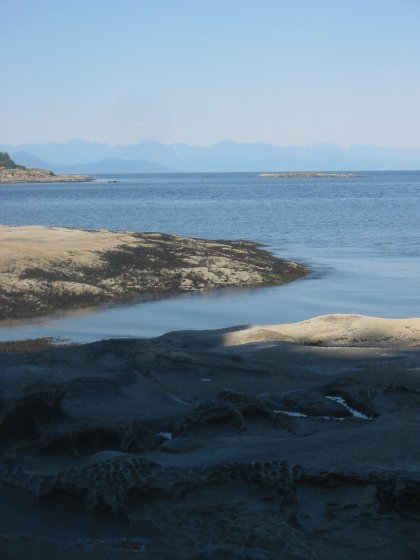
0,225,308,321
0,315,419,559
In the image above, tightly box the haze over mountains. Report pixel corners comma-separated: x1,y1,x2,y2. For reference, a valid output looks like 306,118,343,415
2,140,420,173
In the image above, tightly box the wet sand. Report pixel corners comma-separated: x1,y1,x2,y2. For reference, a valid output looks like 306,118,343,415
0,315,419,559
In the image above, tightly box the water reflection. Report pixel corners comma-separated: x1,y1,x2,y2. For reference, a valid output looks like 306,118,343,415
0,255,419,343
1,171,420,342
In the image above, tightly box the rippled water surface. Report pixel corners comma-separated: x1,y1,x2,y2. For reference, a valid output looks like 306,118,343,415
1,171,420,341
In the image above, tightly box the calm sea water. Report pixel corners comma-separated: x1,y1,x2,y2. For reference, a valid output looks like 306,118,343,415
1,171,420,341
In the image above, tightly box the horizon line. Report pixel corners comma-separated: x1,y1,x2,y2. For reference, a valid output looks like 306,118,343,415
3,139,420,151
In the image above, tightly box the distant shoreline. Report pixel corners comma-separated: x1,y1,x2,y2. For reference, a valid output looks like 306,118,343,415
0,167,92,184
259,172,356,178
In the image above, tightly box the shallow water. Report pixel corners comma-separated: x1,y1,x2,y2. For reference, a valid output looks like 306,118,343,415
1,171,420,341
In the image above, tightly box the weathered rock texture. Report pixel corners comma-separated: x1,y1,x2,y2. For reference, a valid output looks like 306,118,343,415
0,316,419,559
0,225,307,320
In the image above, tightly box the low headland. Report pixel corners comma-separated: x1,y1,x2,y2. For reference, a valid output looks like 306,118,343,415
0,151,92,183
0,224,307,321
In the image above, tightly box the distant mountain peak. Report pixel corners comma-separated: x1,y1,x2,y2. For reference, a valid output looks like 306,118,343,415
2,140,420,172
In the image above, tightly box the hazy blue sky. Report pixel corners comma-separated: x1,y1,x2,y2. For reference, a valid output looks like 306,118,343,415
1,0,420,147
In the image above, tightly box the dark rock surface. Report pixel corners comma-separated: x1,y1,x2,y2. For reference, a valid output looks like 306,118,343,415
0,328,419,559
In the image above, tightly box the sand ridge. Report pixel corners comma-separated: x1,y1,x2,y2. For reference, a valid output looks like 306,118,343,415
0,225,141,265
222,314,420,348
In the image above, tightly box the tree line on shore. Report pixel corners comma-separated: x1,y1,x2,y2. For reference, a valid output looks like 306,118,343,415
0,152,24,170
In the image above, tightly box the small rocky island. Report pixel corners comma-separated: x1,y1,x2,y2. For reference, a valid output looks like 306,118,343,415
0,225,307,320
0,152,92,183
259,172,355,178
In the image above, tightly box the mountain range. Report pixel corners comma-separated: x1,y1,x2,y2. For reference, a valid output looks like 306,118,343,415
2,140,420,173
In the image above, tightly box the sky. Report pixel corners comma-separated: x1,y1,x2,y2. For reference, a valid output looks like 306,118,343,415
1,0,420,148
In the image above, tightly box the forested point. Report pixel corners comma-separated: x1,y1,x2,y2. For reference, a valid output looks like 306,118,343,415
0,152,25,169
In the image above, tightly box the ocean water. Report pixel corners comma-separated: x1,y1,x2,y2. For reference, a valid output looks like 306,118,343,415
1,171,420,341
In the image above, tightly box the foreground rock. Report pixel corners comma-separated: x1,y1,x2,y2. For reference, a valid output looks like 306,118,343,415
0,315,419,559
0,166,92,183
0,225,307,320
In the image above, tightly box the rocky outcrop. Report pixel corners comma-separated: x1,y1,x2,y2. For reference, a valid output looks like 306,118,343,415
259,172,355,178
0,166,92,183
0,225,308,320
0,323,419,558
